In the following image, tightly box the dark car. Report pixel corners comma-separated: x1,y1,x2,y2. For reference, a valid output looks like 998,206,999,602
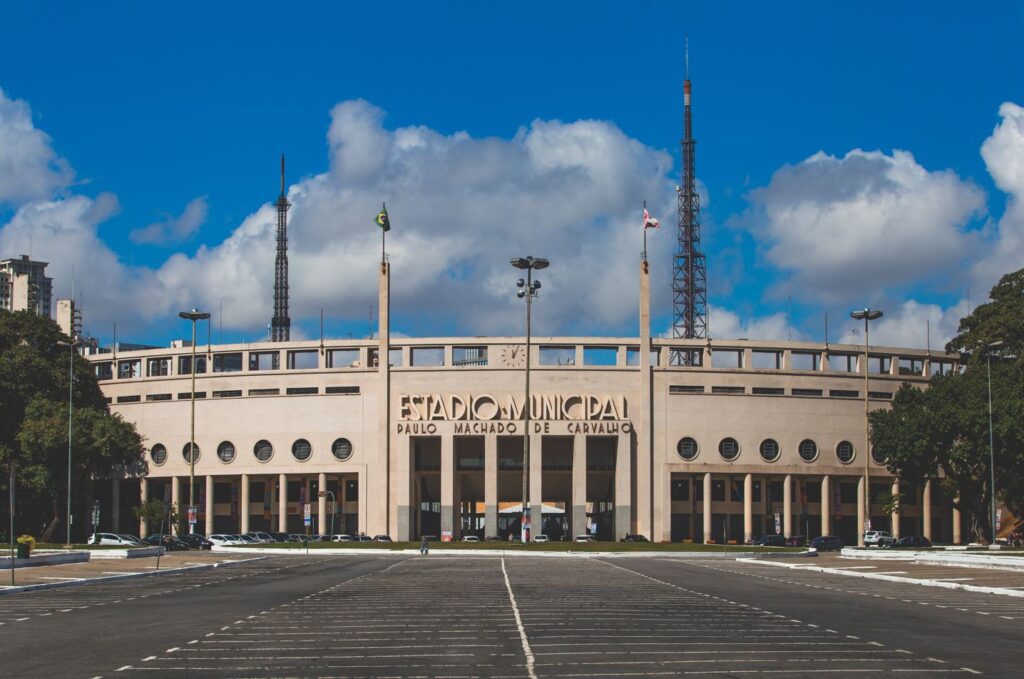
753,534,787,547
886,536,932,549
351,535,374,542
144,534,190,551
177,533,213,550
621,534,650,543
810,535,843,552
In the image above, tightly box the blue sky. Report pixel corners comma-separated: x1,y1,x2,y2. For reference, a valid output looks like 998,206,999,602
0,2,1021,348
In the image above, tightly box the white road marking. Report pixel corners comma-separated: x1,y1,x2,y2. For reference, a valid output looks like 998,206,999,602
500,558,537,679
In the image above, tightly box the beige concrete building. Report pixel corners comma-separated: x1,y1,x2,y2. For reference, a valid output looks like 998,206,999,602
89,263,964,545
1,255,53,317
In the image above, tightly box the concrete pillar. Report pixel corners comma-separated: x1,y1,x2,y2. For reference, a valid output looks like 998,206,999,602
171,477,181,535
821,476,831,536
484,435,498,538
857,476,866,547
453,459,463,540
139,478,148,538
441,435,454,538
637,259,653,540
922,480,932,540
205,476,214,536
529,433,543,538
891,479,901,539
743,473,753,543
572,434,587,538
240,474,250,534
953,500,962,545
278,473,287,533
702,472,712,543
318,472,328,535
378,261,391,539
614,433,631,540
783,474,793,538
111,479,121,533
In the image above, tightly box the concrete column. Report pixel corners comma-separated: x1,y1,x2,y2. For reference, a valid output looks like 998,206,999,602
205,476,214,536
484,435,498,538
637,259,653,540
702,472,712,543
857,476,866,547
891,479,901,539
441,435,454,538
278,473,287,533
171,476,181,535
922,480,933,540
240,474,250,534
111,478,121,533
377,261,391,538
614,433,631,540
529,433,543,537
453,461,463,540
139,478,148,538
572,434,587,537
743,473,753,543
821,476,831,536
783,475,792,538
318,472,328,535
952,499,962,545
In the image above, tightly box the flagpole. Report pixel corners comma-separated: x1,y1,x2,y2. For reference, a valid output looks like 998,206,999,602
381,202,386,265
642,201,648,263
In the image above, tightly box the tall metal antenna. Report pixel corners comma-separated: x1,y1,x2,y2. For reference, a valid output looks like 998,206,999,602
271,154,291,342
671,40,707,364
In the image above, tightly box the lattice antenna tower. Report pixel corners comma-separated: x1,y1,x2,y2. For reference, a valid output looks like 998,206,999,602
671,40,707,363
271,154,291,342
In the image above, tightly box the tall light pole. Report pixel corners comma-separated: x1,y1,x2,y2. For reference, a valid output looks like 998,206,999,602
986,340,1003,549
511,256,548,543
179,309,210,533
57,339,80,545
850,308,883,547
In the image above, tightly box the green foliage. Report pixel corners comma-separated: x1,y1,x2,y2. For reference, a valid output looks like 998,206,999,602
132,498,178,530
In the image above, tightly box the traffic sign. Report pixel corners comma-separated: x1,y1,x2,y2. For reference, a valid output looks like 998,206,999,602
303,503,312,526
187,505,197,525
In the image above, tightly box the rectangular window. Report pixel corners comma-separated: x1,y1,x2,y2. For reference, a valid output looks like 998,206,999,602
213,483,232,503
711,386,745,394
694,480,703,502
583,346,618,366
327,348,360,368
146,357,171,377
539,346,575,366
95,362,113,381
930,360,954,376
711,480,725,502
117,359,141,379
177,391,206,399
869,355,891,374
753,481,762,503
768,481,783,503
840,483,857,504
410,347,444,367
791,352,819,371
456,452,485,470
830,389,859,398
828,354,856,372
248,388,280,396
345,479,359,502
116,395,141,403
453,346,487,366
212,389,242,398
671,480,689,501
178,355,207,375
286,387,318,395
752,387,784,395
669,385,704,394
249,481,265,504
626,347,659,366
287,350,319,370
668,348,701,366
249,352,280,371
792,388,823,397
730,479,743,502
415,448,440,471
804,483,822,503
213,353,243,373
711,349,742,369
145,393,172,401
751,351,782,370
899,357,925,376
869,391,893,400
325,386,360,394
287,481,301,502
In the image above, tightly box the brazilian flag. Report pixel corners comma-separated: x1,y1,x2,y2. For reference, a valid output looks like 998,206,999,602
375,204,391,232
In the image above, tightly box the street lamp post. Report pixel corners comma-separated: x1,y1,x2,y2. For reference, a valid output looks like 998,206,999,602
511,256,549,543
986,340,1003,549
57,339,80,546
850,308,883,547
179,309,211,534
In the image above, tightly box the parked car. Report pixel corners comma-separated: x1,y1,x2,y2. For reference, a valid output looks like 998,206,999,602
752,534,787,547
208,534,241,546
177,533,213,550
246,532,275,543
88,533,142,546
810,535,844,552
621,534,649,543
351,534,374,542
117,533,148,546
864,530,895,547
785,535,807,547
530,534,549,543
885,535,932,549
143,534,190,551
331,534,352,542
373,535,393,542
288,533,307,542
573,535,595,543
485,536,504,542
461,535,480,542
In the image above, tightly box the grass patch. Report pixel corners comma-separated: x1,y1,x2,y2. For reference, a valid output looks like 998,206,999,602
230,541,800,553
32,543,149,550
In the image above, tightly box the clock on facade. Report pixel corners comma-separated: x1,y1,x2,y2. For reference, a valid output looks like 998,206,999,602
499,344,526,368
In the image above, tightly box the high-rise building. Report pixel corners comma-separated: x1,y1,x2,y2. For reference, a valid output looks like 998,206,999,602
56,298,82,339
0,255,53,317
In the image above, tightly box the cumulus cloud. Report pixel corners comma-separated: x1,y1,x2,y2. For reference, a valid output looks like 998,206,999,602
837,298,967,350
0,87,73,205
973,102,1024,290
707,306,799,341
748,148,986,303
129,196,208,245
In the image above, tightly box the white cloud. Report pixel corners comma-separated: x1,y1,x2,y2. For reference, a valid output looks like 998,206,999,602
973,102,1024,290
748,148,986,303
0,87,73,205
707,306,799,342
837,298,967,350
129,196,208,245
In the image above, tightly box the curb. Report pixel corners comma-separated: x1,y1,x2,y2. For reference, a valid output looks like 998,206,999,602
211,546,805,559
736,557,1024,598
0,556,267,596
0,551,90,569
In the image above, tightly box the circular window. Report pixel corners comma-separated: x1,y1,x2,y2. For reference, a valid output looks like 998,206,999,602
151,444,167,466
718,437,740,461
254,439,274,463
798,439,818,462
836,440,855,464
759,439,780,462
332,438,353,461
217,441,236,463
182,442,200,464
677,437,699,461
292,438,312,461
871,446,887,465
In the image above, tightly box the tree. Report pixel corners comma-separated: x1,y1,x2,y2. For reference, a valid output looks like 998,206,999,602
0,310,147,542
132,498,178,536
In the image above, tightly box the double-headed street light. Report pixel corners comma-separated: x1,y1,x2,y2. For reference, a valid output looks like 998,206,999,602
850,308,883,547
511,256,549,543
179,308,211,533
985,340,1004,549
57,339,80,546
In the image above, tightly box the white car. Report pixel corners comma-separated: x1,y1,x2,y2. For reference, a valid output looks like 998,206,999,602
573,534,595,543
89,533,141,546
461,535,480,542
864,530,894,546
208,534,241,546
533,534,549,543
331,534,352,542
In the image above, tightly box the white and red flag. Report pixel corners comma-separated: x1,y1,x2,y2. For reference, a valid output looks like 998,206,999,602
643,207,660,229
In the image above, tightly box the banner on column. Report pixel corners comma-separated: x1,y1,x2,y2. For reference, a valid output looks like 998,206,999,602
774,513,781,535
